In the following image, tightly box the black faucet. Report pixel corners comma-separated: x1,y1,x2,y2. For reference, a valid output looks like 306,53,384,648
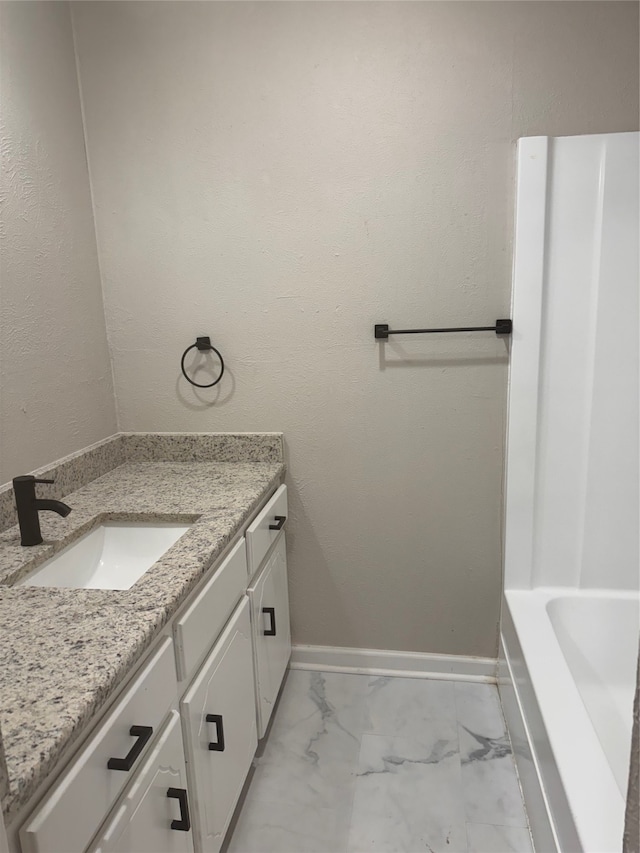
12,476,72,546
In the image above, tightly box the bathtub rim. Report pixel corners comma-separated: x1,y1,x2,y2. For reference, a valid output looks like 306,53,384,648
501,588,632,853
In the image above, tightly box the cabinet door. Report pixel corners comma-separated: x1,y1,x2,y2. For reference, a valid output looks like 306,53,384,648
180,597,257,853
89,711,193,853
248,534,291,738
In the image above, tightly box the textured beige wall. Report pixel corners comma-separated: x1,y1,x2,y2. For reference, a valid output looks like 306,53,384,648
0,2,117,486
72,1,639,656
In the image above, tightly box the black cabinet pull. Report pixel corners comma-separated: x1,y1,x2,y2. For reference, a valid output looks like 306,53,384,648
269,515,286,531
263,606,276,636
167,787,191,831
206,713,225,751
107,726,153,771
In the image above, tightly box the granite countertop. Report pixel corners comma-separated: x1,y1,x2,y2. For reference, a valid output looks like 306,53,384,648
0,454,285,825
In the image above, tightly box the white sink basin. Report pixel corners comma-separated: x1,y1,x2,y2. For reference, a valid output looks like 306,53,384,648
16,522,191,590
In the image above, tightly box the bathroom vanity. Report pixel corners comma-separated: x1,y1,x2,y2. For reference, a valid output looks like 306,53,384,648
0,433,290,853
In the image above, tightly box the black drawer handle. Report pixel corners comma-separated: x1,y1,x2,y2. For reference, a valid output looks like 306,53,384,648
263,606,276,636
269,515,286,531
107,725,153,771
167,787,191,831
206,713,225,751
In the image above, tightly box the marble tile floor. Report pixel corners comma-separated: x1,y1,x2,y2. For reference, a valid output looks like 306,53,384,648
226,670,533,853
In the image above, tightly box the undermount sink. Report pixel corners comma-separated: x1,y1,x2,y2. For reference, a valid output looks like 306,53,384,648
16,522,191,590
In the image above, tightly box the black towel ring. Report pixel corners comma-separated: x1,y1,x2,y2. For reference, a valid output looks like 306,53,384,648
180,336,225,388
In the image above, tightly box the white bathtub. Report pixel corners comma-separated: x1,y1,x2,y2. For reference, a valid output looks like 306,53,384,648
501,588,639,853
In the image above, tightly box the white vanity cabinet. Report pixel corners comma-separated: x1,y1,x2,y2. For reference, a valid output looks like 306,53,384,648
15,482,291,853
180,598,256,853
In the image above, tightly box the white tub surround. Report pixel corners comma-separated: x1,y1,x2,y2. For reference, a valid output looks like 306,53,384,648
501,132,639,853
504,132,639,595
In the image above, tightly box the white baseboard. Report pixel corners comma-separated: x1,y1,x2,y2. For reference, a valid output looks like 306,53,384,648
290,644,497,682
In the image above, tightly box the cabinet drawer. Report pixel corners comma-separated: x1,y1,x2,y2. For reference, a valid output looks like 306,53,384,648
88,711,193,853
20,638,176,853
245,485,287,577
174,539,247,682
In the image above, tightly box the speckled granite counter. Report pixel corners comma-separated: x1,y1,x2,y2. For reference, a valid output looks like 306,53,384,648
0,434,285,825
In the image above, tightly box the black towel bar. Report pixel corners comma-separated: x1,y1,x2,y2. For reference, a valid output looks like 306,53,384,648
374,319,512,339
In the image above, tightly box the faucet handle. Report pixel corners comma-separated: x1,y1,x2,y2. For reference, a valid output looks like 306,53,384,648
33,478,54,485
